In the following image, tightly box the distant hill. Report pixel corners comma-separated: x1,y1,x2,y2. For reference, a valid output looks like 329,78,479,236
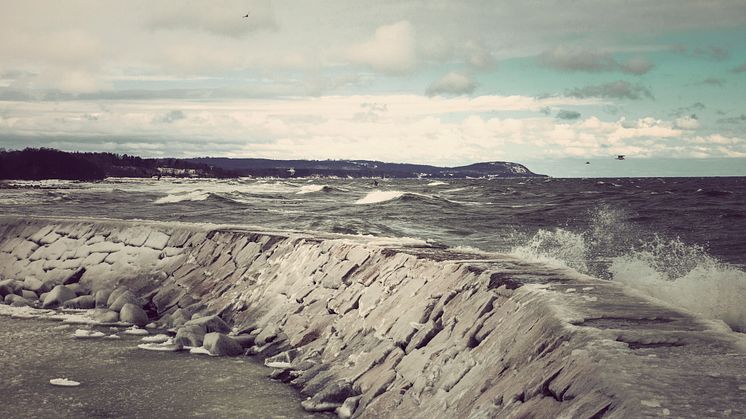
0,148,545,180
188,158,545,178
0,148,235,181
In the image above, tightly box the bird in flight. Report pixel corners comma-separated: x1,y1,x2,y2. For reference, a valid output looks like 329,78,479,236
243,13,250,18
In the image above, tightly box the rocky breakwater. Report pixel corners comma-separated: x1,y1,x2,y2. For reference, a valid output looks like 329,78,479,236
1,216,745,418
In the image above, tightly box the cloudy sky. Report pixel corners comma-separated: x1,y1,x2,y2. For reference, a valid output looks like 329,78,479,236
1,0,746,175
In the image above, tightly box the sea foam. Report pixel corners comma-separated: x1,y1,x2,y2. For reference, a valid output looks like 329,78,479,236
510,207,746,332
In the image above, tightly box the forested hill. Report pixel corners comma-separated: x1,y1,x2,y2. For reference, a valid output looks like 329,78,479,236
187,158,546,178
0,148,234,180
0,148,545,180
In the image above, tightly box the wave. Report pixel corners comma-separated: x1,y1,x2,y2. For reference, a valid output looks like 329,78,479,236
509,206,746,332
154,190,210,204
295,184,344,195
354,190,405,205
426,181,448,186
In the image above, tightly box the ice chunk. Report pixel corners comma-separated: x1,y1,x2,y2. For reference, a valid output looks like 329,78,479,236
73,329,105,339
121,326,149,336
141,334,171,343
50,378,80,387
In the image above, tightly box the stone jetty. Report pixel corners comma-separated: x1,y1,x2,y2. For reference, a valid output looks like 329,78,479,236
0,216,745,418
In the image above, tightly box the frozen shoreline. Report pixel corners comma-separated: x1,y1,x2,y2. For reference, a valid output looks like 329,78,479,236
1,216,746,418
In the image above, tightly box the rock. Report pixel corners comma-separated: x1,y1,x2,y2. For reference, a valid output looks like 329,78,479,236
202,332,244,356
66,283,90,296
62,267,86,285
184,315,230,334
120,303,149,327
11,297,32,307
109,290,141,312
173,324,206,347
92,309,119,323
166,308,191,328
0,279,21,297
232,334,256,348
5,294,24,304
106,286,128,307
42,285,77,308
23,277,50,293
63,295,96,309
20,290,38,301
94,289,112,308
255,324,279,346
336,396,362,419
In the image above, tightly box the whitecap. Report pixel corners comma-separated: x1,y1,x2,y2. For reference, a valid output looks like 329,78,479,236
154,190,210,204
354,190,404,205
296,185,325,194
426,181,448,186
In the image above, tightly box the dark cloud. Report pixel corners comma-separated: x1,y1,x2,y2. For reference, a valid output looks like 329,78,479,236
539,47,653,75
539,106,552,116
566,80,654,100
556,110,581,120
732,63,746,73
671,102,705,117
425,72,476,96
671,44,730,61
619,57,655,75
697,77,725,87
718,114,746,124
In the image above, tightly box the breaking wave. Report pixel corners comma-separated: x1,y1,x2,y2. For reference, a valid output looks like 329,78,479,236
154,190,210,204
355,190,405,205
510,206,746,332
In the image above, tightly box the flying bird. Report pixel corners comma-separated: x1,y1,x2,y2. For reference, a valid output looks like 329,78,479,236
243,13,250,18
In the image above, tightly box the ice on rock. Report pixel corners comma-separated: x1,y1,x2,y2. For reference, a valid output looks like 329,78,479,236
144,231,170,250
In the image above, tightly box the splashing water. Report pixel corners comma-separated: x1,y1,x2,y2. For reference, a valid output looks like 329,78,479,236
511,206,746,332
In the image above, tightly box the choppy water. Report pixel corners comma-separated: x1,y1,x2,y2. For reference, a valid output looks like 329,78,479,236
1,176,745,331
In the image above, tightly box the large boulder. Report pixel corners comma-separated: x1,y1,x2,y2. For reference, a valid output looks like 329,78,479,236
63,295,96,309
62,267,85,285
109,291,141,312
120,303,149,327
184,315,231,334
23,277,50,294
20,290,38,301
94,289,112,308
10,298,32,308
42,285,77,308
106,286,129,307
202,333,244,356
173,324,206,347
92,309,119,323
0,279,22,297
66,283,90,296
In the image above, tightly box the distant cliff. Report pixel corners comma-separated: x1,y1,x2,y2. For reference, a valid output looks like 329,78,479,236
0,148,545,181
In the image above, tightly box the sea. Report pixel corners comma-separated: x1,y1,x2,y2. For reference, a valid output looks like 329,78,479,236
1,176,745,332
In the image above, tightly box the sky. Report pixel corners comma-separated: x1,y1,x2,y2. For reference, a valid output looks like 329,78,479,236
1,0,746,176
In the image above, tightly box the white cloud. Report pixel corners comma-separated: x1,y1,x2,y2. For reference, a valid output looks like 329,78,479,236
425,72,476,96
674,115,700,130
4,95,741,162
346,21,417,74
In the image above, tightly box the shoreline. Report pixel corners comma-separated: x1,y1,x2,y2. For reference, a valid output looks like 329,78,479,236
2,216,745,417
